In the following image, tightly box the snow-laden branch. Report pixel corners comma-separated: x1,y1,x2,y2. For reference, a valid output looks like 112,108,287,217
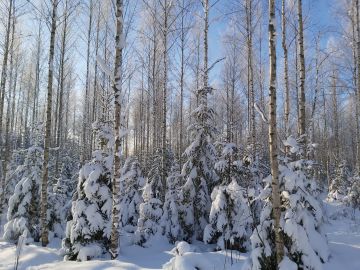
96,55,114,82
254,102,268,123
207,57,225,74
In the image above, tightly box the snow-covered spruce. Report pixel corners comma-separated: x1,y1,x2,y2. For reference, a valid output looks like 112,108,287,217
204,181,253,252
134,179,163,246
3,147,43,243
63,150,112,261
204,143,252,251
346,176,360,212
49,158,76,238
162,164,183,244
1,149,26,213
245,159,329,270
180,86,218,242
134,147,173,245
119,157,145,233
63,120,113,261
328,160,351,202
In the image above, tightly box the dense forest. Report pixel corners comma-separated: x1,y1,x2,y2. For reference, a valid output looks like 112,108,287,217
0,0,360,269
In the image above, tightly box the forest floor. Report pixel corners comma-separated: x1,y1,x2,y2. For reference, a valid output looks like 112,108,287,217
1,199,360,270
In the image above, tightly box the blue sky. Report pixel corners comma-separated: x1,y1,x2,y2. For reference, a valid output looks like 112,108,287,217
17,0,337,101
206,0,334,84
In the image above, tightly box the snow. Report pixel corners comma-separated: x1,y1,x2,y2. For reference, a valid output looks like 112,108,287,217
283,135,299,153
173,241,192,255
1,199,360,269
279,256,297,270
254,102,268,123
163,250,246,270
96,56,114,82
322,202,360,270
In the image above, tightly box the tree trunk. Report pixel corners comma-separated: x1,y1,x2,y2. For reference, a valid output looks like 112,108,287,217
92,7,101,144
281,0,290,138
0,0,13,208
268,0,284,265
110,0,124,259
332,71,340,167
179,0,186,167
246,0,256,158
55,0,69,175
161,0,169,202
3,1,16,194
32,21,41,132
356,0,360,172
40,0,58,247
203,0,209,92
81,0,93,164
298,0,306,153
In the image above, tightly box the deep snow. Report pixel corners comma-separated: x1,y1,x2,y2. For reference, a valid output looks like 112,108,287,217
0,200,360,270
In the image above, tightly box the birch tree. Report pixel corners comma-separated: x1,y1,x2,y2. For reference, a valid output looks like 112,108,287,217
0,0,14,209
268,0,284,264
81,0,93,164
297,0,306,152
40,0,58,247
356,0,360,172
282,0,290,137
110,0,124,259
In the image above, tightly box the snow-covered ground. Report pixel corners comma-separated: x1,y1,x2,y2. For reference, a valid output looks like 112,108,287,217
322,202,360,270
1,200,360,270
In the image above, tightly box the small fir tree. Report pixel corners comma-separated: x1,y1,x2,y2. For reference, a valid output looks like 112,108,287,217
63,120,113,261
162,164,183,243
134,147,173,245
346,176,360,216
135,179,163,246
180,86,218,241
204,142,253,251
49,157,76,238
1,149,26,213
119,157,145,233
3,147,43,242
245,138,329,270
328,160,351,201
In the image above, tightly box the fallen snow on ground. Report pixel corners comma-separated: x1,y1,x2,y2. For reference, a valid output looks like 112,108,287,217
322,201,360,270
0,234,245,270
1,200,360,270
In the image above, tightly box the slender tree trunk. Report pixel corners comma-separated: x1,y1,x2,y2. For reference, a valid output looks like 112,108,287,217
151,14,158,152
281,0,290,138
268,0,284,265
298,0,306,153
64,79,70,143
356,0,360,172
40,0,58,247
92,8,101,147
81,0,93,164
332,71,340,167
0,0,13,207
246,0,256,158
179,0,185,167
110,0,124,259
23,72,30,147
3,7,16,198
55,0,69,175
10,60,18,134
161,0,169,201
310,35,321,155
203,0,209,91
195,32,200,106
32,21,41,131
351,0,359,172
